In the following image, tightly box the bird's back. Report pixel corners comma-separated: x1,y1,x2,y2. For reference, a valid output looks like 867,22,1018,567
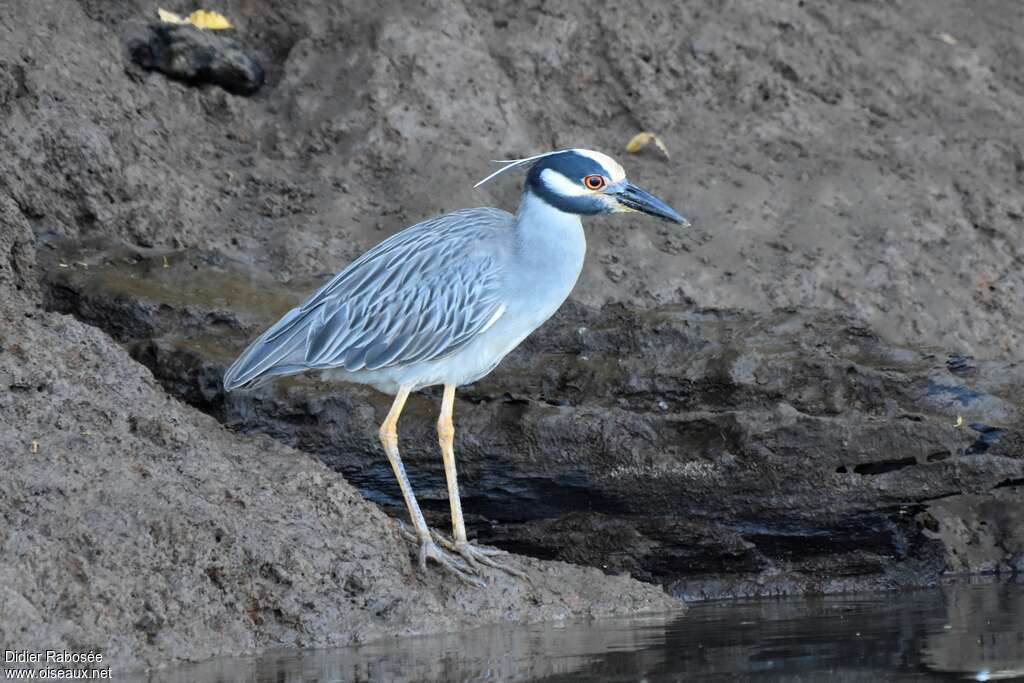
223,208,515,390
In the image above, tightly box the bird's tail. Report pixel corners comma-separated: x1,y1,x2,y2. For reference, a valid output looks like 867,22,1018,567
223,306,313,391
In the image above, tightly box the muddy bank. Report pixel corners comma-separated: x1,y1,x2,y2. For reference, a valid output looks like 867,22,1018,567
0,280,677,676
0,2,689,673
2,0,1024,672
4,0,1024,358
45,243,1024,599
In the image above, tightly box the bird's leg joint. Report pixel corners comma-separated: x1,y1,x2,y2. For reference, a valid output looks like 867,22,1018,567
437,416,455,445
378,421,398,448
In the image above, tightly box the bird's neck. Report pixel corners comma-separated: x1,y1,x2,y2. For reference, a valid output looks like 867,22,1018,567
510,189,587,307
514,189,585,249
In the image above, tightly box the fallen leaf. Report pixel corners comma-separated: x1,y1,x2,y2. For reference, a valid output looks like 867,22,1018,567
157,8,233,30
954,415,964,428
186,9,233,30
935,32,958,46
626,132,670,159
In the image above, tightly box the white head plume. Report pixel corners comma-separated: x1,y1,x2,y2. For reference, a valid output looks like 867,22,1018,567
473,149,575,188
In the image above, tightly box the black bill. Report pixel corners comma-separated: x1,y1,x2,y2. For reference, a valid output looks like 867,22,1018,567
614,182,689,225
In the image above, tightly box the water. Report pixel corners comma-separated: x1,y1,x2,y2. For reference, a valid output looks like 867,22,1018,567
132,578,1024,682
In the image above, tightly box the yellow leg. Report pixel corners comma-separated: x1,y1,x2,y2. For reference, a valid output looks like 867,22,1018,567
378,386,429,537
436,384,526,578
438,383,468,544
379,386,482,586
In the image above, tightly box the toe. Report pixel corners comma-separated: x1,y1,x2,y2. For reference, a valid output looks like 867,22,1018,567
418,539,484,585
475,552,529,580
396,523,524,584
426,543,485,587
455,541,529,580
417,540,430,573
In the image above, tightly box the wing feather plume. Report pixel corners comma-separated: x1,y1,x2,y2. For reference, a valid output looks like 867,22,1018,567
223,208,511,390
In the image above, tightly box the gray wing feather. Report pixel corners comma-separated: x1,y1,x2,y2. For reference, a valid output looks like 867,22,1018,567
223,208,511,390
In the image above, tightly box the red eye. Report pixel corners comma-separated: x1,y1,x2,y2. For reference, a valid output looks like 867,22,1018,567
583,175,606,190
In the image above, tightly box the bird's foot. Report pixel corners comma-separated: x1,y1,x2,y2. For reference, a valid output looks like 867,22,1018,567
431,530,530,581
398,523,486,588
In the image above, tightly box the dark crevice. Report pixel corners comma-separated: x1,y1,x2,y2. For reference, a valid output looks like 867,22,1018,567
913,490,963,504
853,457,917,476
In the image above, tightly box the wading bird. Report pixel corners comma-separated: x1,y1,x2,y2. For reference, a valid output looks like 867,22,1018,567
224,149,687,585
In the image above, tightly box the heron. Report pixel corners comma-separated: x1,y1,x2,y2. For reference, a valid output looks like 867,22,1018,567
223,148,687,586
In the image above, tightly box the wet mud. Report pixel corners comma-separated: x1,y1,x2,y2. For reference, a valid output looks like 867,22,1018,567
3,0,1023,673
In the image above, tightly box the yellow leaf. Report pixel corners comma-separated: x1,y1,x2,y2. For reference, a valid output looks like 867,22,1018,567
158,8,187,24
626,132,670,159
186,9,233,30
157,8,233,30
954,415,963,428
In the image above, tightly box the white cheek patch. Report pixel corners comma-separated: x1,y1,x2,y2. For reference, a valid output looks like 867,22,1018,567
540,168,592,197
573,149,627,183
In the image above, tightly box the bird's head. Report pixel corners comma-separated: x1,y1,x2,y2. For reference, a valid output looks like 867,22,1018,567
476,148,688,225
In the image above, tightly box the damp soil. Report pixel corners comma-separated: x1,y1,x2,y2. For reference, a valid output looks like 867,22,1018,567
2,0,1024,674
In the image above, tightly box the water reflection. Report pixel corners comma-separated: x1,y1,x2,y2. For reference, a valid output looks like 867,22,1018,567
923,579,1024,681
131,577,1024,682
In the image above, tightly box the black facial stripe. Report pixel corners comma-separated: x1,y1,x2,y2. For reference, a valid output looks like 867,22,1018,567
529,175,608,214
525,150,608,194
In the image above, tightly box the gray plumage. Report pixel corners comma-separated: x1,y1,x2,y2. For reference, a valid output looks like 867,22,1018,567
224,148,685,397
222,148,686,585
223,208,511,390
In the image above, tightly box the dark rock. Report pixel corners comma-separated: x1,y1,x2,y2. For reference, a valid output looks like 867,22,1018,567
42,242,1024,600
128,24,264,96
965,423,1007,455
923,491,1024,575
